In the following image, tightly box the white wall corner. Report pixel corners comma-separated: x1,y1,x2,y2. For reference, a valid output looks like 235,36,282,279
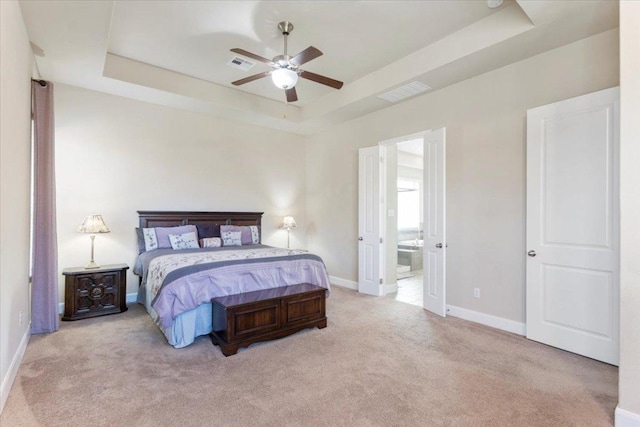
329,275,358,290
0,325,30,414
616,406,640,427
446,304,526,336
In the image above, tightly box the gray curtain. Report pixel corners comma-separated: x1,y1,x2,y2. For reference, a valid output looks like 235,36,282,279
31,80,59,334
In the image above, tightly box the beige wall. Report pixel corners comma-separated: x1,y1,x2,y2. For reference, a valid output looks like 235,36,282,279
0,0,33,411
55,84,306,300
306,29,619,323
618,1,640,421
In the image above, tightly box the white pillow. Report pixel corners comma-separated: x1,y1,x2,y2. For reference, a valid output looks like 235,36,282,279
143,228,158,251
200,237,222,248
168,231,199,250
221,231,242,247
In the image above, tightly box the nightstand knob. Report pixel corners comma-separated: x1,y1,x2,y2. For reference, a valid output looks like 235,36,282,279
90,286,104,299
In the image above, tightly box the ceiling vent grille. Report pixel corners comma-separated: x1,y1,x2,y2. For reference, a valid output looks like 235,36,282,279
377,81,432,103
227,56,256,72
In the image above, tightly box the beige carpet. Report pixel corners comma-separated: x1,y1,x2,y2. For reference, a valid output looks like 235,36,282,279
1,286,617,427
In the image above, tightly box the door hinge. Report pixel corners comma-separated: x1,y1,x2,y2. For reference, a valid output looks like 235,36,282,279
380,237,383,243
379,278,383,284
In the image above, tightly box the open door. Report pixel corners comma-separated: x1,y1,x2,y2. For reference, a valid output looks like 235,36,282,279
358,146,382,296
423,128,447,316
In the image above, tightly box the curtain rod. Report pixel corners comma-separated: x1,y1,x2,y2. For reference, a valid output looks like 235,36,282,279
31,78,47,87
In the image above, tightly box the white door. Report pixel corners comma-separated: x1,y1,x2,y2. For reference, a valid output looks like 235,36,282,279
358,146,382,296
423,128,447,316
526,87,619,365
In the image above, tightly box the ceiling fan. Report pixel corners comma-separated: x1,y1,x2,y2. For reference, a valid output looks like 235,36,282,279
230,21,344,103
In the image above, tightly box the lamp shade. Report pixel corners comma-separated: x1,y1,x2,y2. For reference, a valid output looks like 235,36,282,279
271,68,298,89
280,216,297,230
77,214,110,234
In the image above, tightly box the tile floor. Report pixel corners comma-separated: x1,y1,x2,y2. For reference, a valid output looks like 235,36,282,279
387,269,423,307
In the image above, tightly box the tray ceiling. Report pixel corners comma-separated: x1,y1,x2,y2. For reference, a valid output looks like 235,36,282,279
19,0,618,135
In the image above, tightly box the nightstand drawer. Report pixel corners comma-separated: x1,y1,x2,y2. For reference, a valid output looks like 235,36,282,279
62,264,129,321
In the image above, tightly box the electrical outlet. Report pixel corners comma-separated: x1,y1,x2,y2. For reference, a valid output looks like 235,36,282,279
473,288,480,299
19,310,23,326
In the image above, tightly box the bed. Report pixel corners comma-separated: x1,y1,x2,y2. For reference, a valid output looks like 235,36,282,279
134,211,331,348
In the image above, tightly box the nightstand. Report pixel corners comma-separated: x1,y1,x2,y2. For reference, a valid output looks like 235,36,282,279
62,264,129,321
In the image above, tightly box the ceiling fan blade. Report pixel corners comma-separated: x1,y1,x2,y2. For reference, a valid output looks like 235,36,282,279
300,70,344,89
290,46,323,66
230,48,273,65
231,71,271,86
285,87,298,103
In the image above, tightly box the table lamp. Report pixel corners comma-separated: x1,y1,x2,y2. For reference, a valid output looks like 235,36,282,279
280,216,297,249
77,214,110,269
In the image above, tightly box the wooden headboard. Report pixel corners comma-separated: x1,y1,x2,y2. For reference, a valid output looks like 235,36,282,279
138,211,263,241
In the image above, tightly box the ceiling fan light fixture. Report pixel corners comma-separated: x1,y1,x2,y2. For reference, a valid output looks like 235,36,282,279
230,21,343,101
271,68,298,89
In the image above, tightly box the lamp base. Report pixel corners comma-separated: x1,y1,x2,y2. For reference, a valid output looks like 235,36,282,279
84,261,100,269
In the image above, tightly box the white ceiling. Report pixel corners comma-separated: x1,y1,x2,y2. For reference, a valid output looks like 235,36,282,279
19,0,618,135
107,1,501,106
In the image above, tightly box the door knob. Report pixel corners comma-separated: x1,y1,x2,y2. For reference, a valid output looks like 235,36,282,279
528,250,536,257
358,237,363,241
436,243,443,248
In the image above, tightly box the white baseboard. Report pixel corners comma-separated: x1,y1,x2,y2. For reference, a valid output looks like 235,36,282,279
0,325,30,414
58,292,138,314
329,275,357,290
446,304,526,336
616,406,640,427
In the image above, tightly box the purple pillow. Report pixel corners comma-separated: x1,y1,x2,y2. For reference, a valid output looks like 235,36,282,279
220,225,253,245
154,225,198,249
196,224,220,239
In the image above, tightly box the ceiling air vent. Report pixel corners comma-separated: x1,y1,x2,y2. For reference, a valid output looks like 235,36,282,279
226,56,256,72
377,81,432,103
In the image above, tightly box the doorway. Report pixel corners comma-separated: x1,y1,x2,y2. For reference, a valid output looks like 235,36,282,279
392,139,425,306
357,128,446,315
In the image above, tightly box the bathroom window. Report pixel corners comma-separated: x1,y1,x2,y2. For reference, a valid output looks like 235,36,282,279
398,179,420,229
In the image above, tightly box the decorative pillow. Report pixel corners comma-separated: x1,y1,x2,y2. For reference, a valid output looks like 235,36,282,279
200,237,222,248
142,228,158,252
168,231,200,250
221,231,242,247
154,225,198,249
220,225,259,245
196,224,221,239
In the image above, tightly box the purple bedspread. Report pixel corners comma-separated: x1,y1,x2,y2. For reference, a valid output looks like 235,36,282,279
135,245,330,329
